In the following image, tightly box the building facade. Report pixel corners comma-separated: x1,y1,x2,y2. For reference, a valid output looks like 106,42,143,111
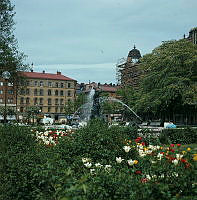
188,27,197,45
117,45,142,88
17,70,76,121
0,79,17,122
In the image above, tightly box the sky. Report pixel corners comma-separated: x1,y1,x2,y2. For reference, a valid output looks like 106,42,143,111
13,0,197,83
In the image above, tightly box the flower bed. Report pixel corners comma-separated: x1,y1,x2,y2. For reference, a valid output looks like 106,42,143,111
1,121,196,199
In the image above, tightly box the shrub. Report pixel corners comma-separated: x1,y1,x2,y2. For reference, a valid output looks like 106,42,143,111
0,125,55,200
159,127,197,144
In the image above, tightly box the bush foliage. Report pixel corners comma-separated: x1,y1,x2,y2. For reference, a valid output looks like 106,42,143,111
159,127,197,144
0,120,196,200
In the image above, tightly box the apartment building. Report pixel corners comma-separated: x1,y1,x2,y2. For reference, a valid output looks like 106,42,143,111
18,70,77,120
0,80,16,105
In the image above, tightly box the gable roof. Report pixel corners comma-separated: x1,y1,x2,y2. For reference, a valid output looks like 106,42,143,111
21,71,76,81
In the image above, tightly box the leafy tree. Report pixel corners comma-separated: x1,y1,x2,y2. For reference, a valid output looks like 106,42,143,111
24,106,41,124
0,0,28,82
64,100,76,116
136,39,197,119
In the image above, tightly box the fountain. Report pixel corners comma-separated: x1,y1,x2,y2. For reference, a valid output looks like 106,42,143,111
73,88,142,126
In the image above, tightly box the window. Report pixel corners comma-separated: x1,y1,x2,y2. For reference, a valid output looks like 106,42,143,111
60,107,64,112
60,99,64,105
34,98,38,105
55,107,58,113
39,98,43,105
8,98,13,103
26,81,30,86
20,97,24,104
26,89,30,95
67,98,71,103
67,90,71,97
40,81,44,87
20,107,24,112
34,81,38,86
68,82,71,88
60,90,64,96
55,82,59,88
40,89,44,96
20,89,25,95
55,98,59,105
0,90,3,94
0,82,3,86
48,107,51,112
34,89,38,96
26,97,30,104
48,82,52,87
0,98,3,103
55,90,58,96
61,83,64,88
48,89,52,96
8,90,14,95
48,98,52,105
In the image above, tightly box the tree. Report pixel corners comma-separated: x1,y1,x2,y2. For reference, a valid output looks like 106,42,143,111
24,106,41,124
136,39,197,120
0,0,28,82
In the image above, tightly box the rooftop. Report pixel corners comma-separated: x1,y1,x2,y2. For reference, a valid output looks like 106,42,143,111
21,71,76,81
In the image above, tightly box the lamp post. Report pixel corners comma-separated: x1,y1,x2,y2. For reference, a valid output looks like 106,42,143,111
2,71,11,123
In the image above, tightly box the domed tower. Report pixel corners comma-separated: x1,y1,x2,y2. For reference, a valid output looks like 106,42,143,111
127,45,141,63
188,27,197,45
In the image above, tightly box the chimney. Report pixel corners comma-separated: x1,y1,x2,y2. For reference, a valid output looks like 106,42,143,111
57,71,61,75
43,70,45,73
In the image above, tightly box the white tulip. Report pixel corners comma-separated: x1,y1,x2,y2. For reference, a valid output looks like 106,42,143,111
176,154,183,160
116,157,124,163
84,162,92,168
90,169,96,175
104,165,112,171
172,159,179,165
123,146,131,153
82,158,90,163
128,159,135,166
95,163,103,168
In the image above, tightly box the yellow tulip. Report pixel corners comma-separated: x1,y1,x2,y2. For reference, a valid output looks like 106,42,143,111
182,151,186,154
187,148,191,151
193,155,197,161
134,160,138,164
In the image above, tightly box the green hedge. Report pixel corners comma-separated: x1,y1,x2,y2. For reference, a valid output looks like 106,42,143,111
0,121,196,199
0,125,54,200
159,127,197,144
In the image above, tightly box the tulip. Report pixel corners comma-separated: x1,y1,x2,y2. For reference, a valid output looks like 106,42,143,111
172,159,179,165
95,163,103,168
123,146,131,153
84,162,92,168
128,159,135,166
116,157,124,163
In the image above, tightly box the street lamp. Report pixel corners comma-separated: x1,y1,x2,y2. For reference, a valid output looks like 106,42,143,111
2,71,11,123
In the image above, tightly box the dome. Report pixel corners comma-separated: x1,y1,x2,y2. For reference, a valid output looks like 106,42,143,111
128,45,141,59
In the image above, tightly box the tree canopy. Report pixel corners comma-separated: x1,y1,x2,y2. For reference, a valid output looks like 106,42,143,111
135,39,197,116
0,0,28,82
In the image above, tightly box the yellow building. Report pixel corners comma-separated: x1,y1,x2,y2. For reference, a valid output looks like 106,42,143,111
18,70,76,121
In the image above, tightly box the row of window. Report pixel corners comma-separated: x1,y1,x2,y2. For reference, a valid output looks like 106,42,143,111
19,97,68,106
0,90,14,95
25,80,73,88
0,82,13,86
20,89,73,97
0,98,14,103
19,106,65,113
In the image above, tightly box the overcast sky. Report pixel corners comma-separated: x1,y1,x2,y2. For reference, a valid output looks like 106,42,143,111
13,0,197,83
